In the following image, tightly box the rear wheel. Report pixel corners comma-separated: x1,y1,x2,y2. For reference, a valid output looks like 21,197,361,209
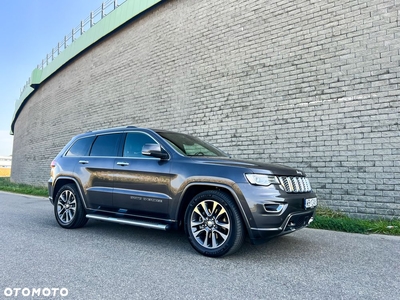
54,184,88,229
184,190,245,257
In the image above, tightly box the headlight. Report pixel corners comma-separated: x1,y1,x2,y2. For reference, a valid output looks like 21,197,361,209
245,174,279,186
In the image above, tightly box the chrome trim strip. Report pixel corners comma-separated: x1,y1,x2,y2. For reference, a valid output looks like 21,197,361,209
86,214,169,230
86,207,175,223
263,203,287,214
113,188,172,200
251,210,314,232
250,227,282,231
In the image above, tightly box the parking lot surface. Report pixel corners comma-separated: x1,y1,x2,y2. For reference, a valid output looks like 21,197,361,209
1,191,399,299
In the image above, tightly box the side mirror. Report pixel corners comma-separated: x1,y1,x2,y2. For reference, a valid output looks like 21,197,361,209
142,144,169,159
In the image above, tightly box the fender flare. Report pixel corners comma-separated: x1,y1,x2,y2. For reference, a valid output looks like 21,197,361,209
177,182,254,232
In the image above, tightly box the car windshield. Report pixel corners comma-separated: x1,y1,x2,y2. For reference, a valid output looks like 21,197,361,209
157,131,228,157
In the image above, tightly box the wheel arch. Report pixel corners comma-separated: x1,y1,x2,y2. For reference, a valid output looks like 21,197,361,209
53,177,87,209
176,183,252,234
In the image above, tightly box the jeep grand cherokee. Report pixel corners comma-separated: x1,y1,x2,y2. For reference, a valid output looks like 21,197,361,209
48,126,317,257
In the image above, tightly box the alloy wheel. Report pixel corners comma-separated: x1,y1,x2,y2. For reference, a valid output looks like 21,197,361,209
56,189,77,224
190,200,231,249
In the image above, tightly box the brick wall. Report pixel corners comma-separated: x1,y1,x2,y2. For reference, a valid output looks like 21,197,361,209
12,0,400,219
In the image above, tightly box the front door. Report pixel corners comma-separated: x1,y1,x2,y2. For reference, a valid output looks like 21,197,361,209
113,132,173,219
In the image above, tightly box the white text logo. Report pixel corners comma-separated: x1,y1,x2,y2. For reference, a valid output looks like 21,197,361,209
4,288,68,297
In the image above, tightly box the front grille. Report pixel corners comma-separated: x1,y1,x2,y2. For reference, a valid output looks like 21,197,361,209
278,176,312,193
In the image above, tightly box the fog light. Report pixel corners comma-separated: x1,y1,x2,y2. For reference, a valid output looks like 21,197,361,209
264,203,286,213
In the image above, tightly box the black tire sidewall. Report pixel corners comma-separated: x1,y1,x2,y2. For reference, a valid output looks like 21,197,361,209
184,190,243,257
54,184,86,229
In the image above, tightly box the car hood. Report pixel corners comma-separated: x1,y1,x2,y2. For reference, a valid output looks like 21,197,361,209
191,157,305,176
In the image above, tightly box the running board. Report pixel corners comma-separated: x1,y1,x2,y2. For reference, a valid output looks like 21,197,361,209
86,214,170,231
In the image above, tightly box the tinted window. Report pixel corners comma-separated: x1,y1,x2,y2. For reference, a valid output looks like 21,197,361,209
157,131,227,157
123,132,157,158
65,136,95,157
90,134,122,157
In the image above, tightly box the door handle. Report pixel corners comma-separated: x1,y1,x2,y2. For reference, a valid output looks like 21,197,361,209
79,160,89,164
117,162,130,166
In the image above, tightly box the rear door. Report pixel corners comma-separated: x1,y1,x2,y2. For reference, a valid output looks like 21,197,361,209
113,132,173,219
74,133,123,209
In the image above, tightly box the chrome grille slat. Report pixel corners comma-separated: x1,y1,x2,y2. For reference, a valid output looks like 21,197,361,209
299,178,305,192
293,177,300,192
278,176,312,193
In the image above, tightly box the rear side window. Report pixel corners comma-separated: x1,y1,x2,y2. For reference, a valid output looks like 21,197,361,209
90,134,122,157
65,136,95,157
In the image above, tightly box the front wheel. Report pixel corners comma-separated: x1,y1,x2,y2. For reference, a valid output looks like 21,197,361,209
54,184,88,229
184,190,245,257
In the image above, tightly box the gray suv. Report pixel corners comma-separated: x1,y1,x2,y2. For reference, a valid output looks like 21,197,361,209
48,126,317,257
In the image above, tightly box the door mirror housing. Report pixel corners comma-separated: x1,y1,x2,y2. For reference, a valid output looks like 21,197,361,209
142,144,169,159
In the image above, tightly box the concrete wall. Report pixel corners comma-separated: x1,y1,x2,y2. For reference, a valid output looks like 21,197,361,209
12,0,400,219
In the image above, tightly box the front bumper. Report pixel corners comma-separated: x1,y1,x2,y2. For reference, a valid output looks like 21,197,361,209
249,210,315,244
235,182,317,244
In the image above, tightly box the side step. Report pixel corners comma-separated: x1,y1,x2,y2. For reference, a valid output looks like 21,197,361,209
86,214,170,231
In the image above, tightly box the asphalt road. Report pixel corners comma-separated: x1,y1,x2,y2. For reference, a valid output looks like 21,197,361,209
0,191,399,300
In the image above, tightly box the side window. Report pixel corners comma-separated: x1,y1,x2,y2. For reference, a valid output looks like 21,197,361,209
183,144,216,156
90,134,122,157
123,132,157,158
65,136,95,157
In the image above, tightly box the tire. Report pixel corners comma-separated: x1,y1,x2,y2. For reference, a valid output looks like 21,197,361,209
54,184,88,229
184,190,245,257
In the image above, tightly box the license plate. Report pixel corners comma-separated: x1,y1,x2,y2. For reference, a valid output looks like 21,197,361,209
304,197,317,209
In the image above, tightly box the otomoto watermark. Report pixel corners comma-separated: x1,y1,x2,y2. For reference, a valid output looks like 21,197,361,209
4,287,68,297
